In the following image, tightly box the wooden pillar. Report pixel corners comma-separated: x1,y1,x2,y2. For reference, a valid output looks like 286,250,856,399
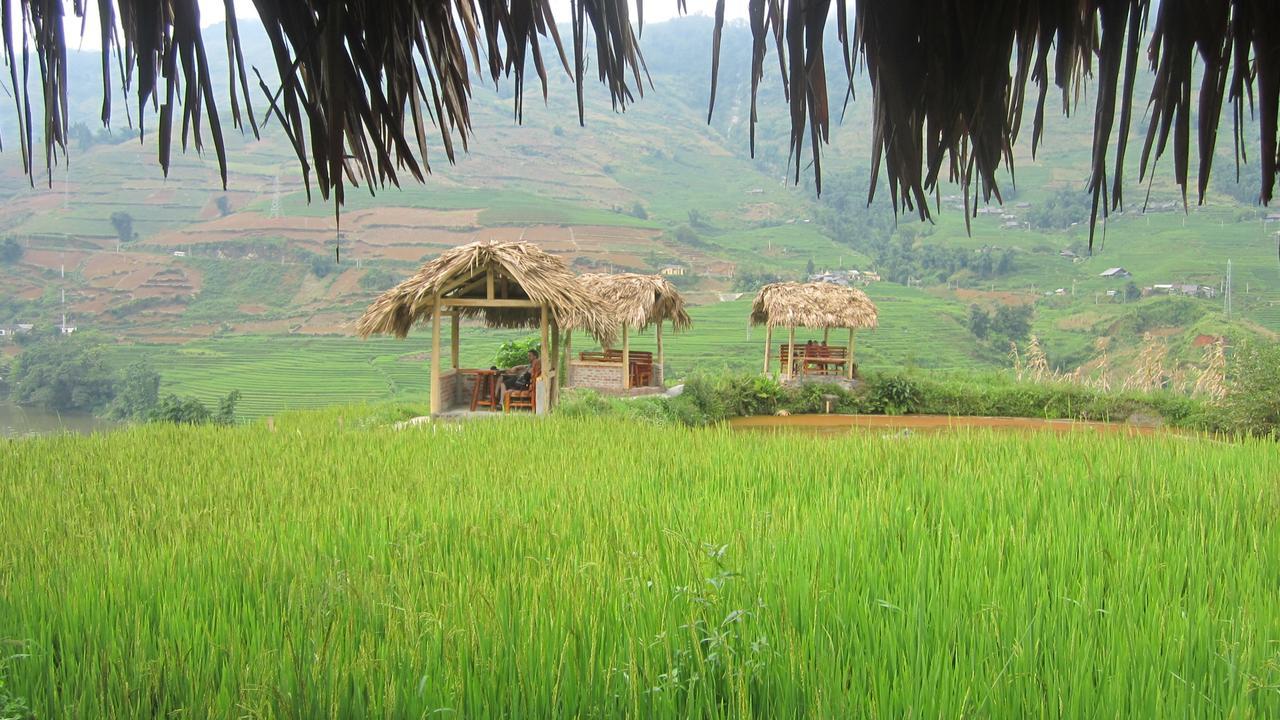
847,328,856,380
762,323,772,375
450,312,460,369
786,325,795,381
537,305,550,414
621,325,631,389
549,318,560,408
822,327,829,344
656,321,665,386
564,329,574,387
430,298,442,415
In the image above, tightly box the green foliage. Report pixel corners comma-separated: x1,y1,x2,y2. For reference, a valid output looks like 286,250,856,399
630,202,648,220
309,253,338,278
0,656,34,720
214,196,232,216
0,238,22,264
11,335,116,412
108,360,160,420
109,211,135,243
357,269,398,292
2,416,1279,717
149,394,213,424
493,335,541,369
967,304,991,339
1223,342,1280,437
1027,187,1092,229
864,373,922,414
215,391,242,426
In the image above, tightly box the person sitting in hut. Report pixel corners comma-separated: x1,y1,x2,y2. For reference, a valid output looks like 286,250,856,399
497,349,541,406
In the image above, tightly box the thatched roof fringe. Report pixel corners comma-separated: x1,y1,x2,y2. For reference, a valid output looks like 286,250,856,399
357,240,616,346
5,1,1279,248
750,281,879,330
577,273,693,331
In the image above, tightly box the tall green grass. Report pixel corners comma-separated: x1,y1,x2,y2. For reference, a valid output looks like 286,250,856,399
2,415,1278,717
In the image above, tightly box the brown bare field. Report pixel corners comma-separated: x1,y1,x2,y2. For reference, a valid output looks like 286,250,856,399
21,249,90,271
951,288,1037,306
326,268,366,300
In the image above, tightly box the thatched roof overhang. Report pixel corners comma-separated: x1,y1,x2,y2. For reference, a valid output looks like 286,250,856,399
750,282,879,330
357,240,615,346
7,2,1278,248
576,273,693,332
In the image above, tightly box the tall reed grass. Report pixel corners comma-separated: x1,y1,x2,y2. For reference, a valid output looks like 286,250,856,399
1,413,1277,717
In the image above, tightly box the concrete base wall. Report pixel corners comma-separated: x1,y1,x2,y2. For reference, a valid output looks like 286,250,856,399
566,361,626,390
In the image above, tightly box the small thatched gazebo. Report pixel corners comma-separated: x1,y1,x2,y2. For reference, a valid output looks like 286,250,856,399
357,240,615,415
751,282,879,381
567,273,693,389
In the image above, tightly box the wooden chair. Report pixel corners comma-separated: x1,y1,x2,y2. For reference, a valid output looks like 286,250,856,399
630,359,654,387
503,376,537,413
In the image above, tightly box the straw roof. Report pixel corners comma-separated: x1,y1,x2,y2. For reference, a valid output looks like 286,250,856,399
750,282,879,331
357,240,615,345
577,273,693,332
6,2,1277,247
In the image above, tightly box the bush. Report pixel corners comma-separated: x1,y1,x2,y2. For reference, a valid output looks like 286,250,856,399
493,335,541,369
1223,343,1280,437
149,394,213,424
865,374,921,415
0,237,22,264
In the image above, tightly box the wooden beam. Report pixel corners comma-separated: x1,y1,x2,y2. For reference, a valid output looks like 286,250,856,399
436,270,485,298
430,297,442,415
450,312,460,369
537,305,550,414
763,323,772,375
564,329,573,386
823,327,829,344
486,268,494,299
848,328,856,380
786,325,795,381
656,321,664,386
549,318,560,408
622,325,631,389
440,298,540,308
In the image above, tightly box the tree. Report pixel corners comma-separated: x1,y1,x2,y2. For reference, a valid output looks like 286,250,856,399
108,361,161,420
11,335,116,412
215,195,232,216
1224,342,1280,437
0,237,22,264
630,202,648,220
967,304,991,339
1124,281,1141,302
992,304,1033,341
805,258,816,276
215,390,242,425
110,212,135,243
310,253,338,278
149,394,212,424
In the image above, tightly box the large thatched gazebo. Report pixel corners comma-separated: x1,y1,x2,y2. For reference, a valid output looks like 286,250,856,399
357,240,614,415
567,273,693,390
751,282,879,381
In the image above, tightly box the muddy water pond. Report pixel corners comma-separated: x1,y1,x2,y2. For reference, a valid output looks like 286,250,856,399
729,414,1162,436
0,403,116,438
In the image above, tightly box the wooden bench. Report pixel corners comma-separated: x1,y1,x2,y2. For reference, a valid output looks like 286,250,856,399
779,344,850,377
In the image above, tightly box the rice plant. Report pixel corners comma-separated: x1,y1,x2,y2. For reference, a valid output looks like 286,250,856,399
1,415,1277,717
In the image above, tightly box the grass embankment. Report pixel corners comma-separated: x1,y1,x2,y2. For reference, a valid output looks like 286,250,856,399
2,413,1278,717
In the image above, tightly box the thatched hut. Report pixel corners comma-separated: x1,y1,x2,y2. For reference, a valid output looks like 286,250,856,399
751,282,879,380
357,240,614,415
567,273,693,390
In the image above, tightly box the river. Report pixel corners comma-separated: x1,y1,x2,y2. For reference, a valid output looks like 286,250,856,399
0,402,116,438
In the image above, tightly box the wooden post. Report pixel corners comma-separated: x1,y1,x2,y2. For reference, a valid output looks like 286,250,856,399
763,323,772,374
656,321,665,386
847,328,856,380
622,325,631,389
430,298,442,415
537,305,550,414
564,329,574,387
786,325,796,381
549,318,560,408
450,312,460,369
823,327,829,344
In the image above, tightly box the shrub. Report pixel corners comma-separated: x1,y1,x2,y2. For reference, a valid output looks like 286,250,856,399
493,335,541,369
1223,342,1280,437
865,374,921,415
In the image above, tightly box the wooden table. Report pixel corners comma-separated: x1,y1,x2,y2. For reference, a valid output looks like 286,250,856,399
465,369,500,411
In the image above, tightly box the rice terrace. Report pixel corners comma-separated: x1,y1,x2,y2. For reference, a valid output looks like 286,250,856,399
2,1,1280,718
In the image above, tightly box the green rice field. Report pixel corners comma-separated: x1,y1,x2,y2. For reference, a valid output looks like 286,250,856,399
2,413,1278,717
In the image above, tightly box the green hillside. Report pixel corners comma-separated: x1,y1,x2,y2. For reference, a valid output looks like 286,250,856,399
1,17,1275,414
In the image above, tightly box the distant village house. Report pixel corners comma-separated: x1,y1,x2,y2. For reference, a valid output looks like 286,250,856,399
658,265,686,277
1099,267,1132,279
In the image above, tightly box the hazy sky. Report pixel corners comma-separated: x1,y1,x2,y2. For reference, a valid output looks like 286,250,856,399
61,0,745,52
